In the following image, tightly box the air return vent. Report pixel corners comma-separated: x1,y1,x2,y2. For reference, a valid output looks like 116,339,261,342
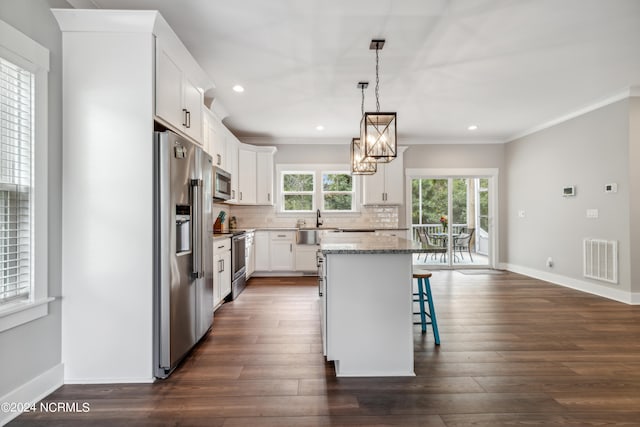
583,239,618,284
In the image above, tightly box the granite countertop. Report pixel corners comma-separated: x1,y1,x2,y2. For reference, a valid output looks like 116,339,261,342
248,227,409,232
320,233,434,254
212,234,232,241
251,227,298,231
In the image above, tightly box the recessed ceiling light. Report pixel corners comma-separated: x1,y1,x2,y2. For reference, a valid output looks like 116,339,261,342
232,85,244,93
316,125,325,131
467,125,478,131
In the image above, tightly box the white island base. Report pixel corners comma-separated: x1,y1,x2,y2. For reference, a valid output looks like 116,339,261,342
323,252,414,377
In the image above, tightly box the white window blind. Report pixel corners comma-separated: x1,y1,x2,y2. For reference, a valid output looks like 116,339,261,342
0,55,33,304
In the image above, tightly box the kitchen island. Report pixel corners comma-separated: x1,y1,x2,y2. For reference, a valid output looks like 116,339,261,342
318,233,437,377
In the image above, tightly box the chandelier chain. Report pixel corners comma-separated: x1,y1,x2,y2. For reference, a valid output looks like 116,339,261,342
375,46,380,112
361,85,365,117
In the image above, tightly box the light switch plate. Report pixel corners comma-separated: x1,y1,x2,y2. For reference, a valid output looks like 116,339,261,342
518,210,526,218
586,208,599,219
604,183,618,193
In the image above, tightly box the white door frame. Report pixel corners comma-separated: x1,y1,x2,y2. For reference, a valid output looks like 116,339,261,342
405,168,499,269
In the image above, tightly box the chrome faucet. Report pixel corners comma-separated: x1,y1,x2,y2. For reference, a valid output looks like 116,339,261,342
316,209,323,228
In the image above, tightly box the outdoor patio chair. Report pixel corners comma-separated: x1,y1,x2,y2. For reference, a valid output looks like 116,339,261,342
453,228,475,262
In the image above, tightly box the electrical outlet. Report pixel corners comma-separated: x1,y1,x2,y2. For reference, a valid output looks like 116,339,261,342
518,210,526,218
586,209,599,219
546,257,553,268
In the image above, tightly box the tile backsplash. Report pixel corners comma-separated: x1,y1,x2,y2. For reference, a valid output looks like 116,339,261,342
220,204,401,229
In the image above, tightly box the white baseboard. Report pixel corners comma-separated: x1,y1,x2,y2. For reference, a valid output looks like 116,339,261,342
500,262,639,305
0,363,64,426
63,377,155,384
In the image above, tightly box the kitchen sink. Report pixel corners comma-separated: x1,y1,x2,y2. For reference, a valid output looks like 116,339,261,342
296,228,337,245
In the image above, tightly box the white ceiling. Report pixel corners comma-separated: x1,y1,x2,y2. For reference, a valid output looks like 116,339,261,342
87,0,640,143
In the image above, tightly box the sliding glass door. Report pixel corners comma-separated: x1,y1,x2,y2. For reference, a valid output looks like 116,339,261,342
410,173,495,268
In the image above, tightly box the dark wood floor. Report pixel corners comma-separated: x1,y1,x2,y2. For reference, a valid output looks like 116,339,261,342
12,271,640,426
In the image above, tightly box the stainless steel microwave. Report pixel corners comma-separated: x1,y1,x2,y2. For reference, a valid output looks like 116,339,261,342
213,167,232,201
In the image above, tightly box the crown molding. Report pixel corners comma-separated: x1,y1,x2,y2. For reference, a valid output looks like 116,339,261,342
506,87,639,143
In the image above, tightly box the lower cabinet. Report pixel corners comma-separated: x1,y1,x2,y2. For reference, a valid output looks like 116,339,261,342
295,244,319,271
254,231,270,271
213,238,231,308
254,230,296,272
269,232,295,270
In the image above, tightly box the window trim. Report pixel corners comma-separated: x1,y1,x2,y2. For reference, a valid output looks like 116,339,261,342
0,18,51,332
276,164,360,214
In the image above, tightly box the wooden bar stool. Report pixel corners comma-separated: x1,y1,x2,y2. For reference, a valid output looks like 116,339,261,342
413,269,440,345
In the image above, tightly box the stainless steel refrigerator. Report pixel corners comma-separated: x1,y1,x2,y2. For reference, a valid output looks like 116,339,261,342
153,130,214,379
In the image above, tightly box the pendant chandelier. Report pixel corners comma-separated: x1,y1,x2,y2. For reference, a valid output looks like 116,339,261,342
351,82,377,175
361,39,397,163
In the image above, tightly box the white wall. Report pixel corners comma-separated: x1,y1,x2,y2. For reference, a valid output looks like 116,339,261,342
0,0,65,411
505,99,634,300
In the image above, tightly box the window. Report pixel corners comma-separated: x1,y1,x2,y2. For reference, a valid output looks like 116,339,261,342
282,172,315,212
0,18,50,331
322,172,354,211
0,56,32,304
277,165,358,213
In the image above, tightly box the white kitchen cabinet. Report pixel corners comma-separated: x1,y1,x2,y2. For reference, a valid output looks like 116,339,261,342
235,145,276,206
295,244,319,271
237,146,257,204
270,231,295,270
254,230,270,271
213,238,231,308
202,107,228,167
155,47,183,130
156,41,203,143
256,149,276,205
254,230,296,272
226,131,239,203
212,120,226,169
362,147,406,205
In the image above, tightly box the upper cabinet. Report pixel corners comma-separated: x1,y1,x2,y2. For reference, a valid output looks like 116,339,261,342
237,146,257,204
256,150,275,205
202,107,226,162
225,128,239,203
362,147,407,205
235,144,277,206
156,41,203,143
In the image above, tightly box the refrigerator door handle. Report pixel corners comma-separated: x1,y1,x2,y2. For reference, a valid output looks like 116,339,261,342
191,179,203,278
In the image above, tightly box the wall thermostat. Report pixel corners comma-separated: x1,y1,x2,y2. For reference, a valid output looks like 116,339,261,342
604,183,618,193
562,185,576,197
